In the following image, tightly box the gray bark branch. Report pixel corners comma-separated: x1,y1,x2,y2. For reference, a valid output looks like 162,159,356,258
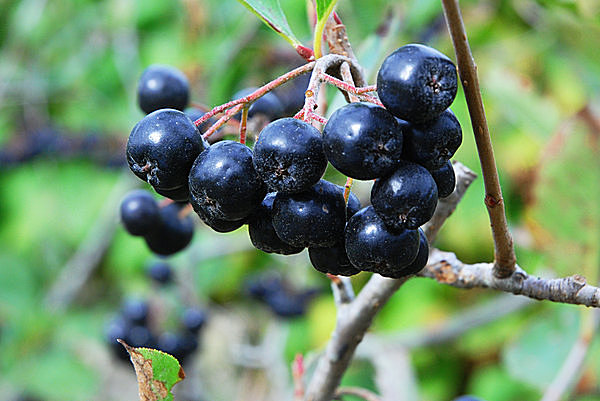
420,250,600,307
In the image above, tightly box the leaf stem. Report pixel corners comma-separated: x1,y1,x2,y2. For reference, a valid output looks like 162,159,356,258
441,0,516,278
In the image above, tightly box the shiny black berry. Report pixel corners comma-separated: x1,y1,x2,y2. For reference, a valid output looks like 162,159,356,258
146,261,173,285
120,190,160,236
402,109,462,170
189,140,267,222
371,161,438,230
272,179,346,248
195,206,246,233
309,243,360,276
345,206,420,277
323,102,405,180
253,118,327,193
430,160,456,198
144,203,194,256
248,193,304,255
127,109,209,201
138,65,189,114
232,87,284,120
273,73,310,117
385,228,429,278
377,44,457,123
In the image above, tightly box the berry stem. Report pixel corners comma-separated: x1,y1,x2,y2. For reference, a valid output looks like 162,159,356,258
239,105,249,145
343,177,354,204
441,0,516,278
194,62,316,128
177,203,194,219
355,85,377,94
202,103,245,139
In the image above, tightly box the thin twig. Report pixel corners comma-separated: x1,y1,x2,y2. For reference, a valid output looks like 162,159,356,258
441,0,516,278
195,62,316,128
420,250,600,308
334,387,382,401
304,276,410,401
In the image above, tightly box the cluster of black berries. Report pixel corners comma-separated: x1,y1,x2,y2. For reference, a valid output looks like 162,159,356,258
245,275,321,318
105,261,207,364
124,44,461,278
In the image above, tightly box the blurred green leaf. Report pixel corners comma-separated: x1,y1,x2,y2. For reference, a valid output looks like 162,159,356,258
237,0,301,46
503,306,580,390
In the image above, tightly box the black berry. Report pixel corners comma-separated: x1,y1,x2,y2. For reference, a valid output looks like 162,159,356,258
322,102,404,180
385,228,429,278
248,193,304,255
377,44,457,123
120,190,160,236
309,243,360,276
272,179,346,248
127,109,209,201
121,298,150,326
144,202,195,256
253,118,327,193
345,206,420,277
138,65,189,114
430,160,456,198
401,109,462,170
371,161,438,230
181,307,207,334
195,206,246,233
189,140,267,221
146,261,173,285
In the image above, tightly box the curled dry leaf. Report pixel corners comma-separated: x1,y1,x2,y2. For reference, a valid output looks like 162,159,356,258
118,339,185,401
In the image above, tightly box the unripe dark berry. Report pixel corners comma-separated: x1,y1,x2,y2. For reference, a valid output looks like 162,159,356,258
127,109,208,202
345,206,420,277
272,179,346,248
377,44,457,123
430,160,456,198
402,109,462,170
248,193,304,255
371,161,438,230
189,140,267,222
138,65,189,114
253,118,327,193
323,102,405,180
144,202,195,256
120,190,160,236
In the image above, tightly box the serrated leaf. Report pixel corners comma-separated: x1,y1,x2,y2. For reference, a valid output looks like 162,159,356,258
237,0,300,47
119,340,185,401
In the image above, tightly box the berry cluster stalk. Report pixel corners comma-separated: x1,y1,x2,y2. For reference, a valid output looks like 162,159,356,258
441,0,516,278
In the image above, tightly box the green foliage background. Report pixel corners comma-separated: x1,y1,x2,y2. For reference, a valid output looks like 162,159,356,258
0,0,599,400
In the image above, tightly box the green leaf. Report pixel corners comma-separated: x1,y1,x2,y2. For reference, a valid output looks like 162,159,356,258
313,0,339,58
236,0,300,47
315,0,338,23
120,340,185,401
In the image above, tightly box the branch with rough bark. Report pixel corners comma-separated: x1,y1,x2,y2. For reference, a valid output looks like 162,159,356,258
420,250,600,308
441,0,517,278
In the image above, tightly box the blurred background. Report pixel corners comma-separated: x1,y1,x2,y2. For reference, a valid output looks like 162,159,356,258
0,0,599,400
